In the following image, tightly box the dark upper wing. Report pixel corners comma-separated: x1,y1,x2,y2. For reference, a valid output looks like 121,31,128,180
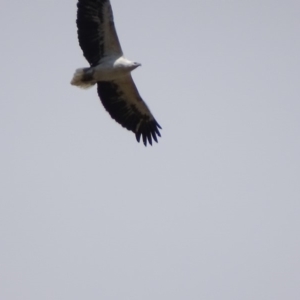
77,0,123,66
97,76,162,146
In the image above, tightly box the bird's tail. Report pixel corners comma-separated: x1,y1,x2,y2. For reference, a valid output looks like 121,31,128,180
70,68,96,89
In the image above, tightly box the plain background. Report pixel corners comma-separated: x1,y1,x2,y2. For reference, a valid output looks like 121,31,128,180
1,1,300,299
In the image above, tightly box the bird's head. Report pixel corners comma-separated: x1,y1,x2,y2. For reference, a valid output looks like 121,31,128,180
131,62,141,70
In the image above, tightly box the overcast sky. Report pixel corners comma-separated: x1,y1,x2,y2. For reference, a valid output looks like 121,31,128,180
1,1,300,300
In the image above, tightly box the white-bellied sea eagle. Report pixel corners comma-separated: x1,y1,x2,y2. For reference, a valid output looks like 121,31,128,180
71,0,161,146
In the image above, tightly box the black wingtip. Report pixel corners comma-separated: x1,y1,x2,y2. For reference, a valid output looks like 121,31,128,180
135,121,161,146
136,132,142,143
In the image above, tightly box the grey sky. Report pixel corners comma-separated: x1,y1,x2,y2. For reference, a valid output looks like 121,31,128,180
1,1,300,299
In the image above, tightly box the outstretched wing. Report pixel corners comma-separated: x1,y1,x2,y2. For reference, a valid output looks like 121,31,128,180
97,76,162,146
77,0,122,66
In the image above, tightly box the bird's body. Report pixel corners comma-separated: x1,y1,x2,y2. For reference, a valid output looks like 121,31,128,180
71,0,161,146
71,56,140,87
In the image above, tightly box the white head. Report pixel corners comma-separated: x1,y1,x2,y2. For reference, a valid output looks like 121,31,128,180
130,61,141,70
114,57,141,72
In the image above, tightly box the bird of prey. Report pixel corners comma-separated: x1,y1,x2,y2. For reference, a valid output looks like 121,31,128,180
71,0,161,146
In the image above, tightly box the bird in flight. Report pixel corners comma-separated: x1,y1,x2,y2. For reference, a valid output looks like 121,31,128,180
71,0,162,146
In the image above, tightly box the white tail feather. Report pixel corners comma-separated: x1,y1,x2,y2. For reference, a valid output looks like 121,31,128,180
70,68,95,89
